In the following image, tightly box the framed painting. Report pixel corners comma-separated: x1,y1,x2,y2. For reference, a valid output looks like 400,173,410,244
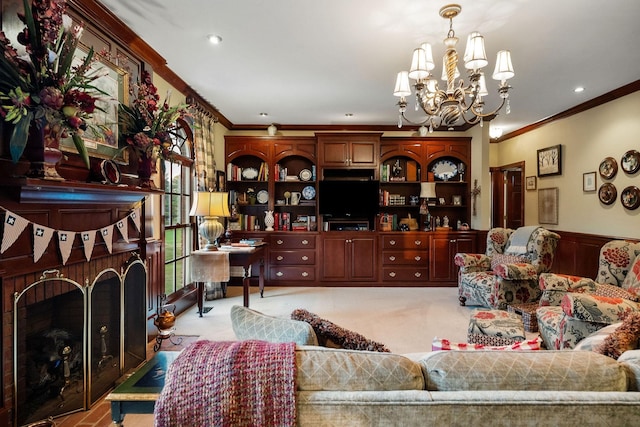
583,171,597,192
60,47,129,163
537,145,562,177
525,176,537,190
538,187,559,225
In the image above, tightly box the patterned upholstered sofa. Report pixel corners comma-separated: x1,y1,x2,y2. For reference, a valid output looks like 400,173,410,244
229,306,640,426
537,240,640,350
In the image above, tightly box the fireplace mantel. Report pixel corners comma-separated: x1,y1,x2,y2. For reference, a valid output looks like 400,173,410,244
1,177,162,204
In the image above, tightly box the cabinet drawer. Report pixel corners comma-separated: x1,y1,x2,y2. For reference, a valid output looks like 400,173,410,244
270,234,316,249
381,235,428,250
382,250,427,266
382,267,429,282
270,266,316,281
270,250,316,265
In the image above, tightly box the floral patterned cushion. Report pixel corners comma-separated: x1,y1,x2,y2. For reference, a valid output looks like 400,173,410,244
432,336,542,351
538,273,597,306
596,241,640,287
561,294,640,324
593,283,639,302
490,254,528,271
622,253,640,297
454,253,490,271
537,305,605,350
493,262,538,280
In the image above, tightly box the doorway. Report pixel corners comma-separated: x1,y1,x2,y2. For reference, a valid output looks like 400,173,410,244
490,162,525,229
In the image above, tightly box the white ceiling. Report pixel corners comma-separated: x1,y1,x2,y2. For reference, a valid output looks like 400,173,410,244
97,0,640,134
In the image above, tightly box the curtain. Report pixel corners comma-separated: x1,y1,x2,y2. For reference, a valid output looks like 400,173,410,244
191,109,218,191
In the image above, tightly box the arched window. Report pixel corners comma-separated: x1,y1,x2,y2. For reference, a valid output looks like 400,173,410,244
163,119,195,296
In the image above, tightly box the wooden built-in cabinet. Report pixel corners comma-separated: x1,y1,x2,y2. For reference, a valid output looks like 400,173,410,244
225,134,475,287
320,232,377,281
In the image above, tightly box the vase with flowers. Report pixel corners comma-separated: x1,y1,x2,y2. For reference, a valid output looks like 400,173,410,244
0,0,109,179
118,70,189,188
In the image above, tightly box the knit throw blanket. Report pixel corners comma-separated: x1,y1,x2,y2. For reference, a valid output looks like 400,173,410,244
154,340,297,427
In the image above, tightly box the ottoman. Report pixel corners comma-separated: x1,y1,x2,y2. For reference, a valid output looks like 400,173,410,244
468,309,526,346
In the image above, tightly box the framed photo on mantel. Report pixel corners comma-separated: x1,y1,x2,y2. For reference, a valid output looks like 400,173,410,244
537,145,562,177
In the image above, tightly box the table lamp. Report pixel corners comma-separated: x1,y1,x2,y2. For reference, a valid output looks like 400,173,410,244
419,182,436,231
189,191,231,250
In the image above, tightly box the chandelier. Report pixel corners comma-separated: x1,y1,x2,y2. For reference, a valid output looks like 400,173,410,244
393,4,514,132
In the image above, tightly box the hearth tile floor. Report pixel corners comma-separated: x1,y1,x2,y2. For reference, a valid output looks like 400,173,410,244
50,285,484,426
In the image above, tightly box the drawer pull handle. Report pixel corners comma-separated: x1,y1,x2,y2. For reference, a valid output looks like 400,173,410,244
389,256,396,261
414,272,422,278
302,272,309,277
277,239,284,245
301,256,309,261
302,240,309,245
277,256,284,261
276,271,283,277
414,240,422,246
389,240,396,245
414,256,421,261
389,271,396,277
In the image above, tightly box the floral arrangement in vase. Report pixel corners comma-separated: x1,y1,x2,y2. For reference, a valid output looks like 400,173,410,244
118,70,190,186
0,0,110,177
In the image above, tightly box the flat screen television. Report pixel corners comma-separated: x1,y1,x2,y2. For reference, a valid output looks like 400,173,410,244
319,179,379,218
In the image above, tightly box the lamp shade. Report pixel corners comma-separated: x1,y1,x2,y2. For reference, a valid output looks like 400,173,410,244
463,32,488,70
393,71,412,97
492,50,515,81
189,191,231,217
419,182,437,198
409,48,430,81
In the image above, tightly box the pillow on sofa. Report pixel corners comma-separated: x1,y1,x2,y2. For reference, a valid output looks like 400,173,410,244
291,308,389,352
490,253,528,271
594,312,640,359
622,253,640,297
432,336,542,351
593,283,639,302
230,305,318,346
573,322,622,352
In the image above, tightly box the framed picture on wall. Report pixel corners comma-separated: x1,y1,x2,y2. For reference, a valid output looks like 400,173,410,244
583,171,597,192
538,187,559,224
525,176,537,190
537,145,562,177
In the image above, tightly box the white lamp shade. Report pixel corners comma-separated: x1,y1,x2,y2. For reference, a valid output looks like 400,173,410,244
477,72,489,96
189,191,231,217
393,71,412,97
420,43,436,70
464,32,488,70
492,50,515,81
419,182,437,198
408,48,430,80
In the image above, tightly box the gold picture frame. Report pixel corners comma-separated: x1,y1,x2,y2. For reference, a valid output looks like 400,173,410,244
525,176,537,190
60,47,129,164
538,187,559,224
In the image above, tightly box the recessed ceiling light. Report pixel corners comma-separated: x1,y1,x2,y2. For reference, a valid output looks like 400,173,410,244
208,34,222,44
574,86,585,93
259,112,269,117
345,113,354,117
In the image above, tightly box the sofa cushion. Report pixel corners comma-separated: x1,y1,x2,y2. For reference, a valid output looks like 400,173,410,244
419,351,628,391
622,253,640,298
594,312,640,359
593,283,639,302
230,305,319,346
490,253,528,271
291,308,389,352
295,346,424,391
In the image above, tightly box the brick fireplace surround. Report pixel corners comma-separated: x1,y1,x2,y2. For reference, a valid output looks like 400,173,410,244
1,177,157,426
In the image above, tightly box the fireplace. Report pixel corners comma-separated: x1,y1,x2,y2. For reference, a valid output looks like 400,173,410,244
12,256,147,426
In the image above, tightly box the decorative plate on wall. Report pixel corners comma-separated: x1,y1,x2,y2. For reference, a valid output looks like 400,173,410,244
621,186,640,210
241,167,259,180
256,189,269,204
621,150,640,174
598,157,618,179
431,159,458,181
302,185,316,200
299,169,313,181
598,183,617,205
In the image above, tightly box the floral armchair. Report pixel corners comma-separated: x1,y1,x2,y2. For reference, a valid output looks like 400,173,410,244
536,240,640,350
455,227,561,310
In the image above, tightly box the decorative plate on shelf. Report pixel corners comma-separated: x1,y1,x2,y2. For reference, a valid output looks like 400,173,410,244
621,186,640,210
598,157,618,179
431,159,458,181
302,185,316,200
299,169,313,181
598,183,617,205
241,167,259,180
256,189,269,204
621,150,640,174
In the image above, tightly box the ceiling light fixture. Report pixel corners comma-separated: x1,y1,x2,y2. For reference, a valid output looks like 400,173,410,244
208,34,222,44
574,86,585,93
393,4,514,132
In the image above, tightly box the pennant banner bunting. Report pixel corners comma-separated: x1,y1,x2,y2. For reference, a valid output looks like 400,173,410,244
100,225,115,254
57,230,76,265
33,224,55,263
1,209,30,253
116,219,129,243
82,230,97,261
0,206,140,263
130,208,141,232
